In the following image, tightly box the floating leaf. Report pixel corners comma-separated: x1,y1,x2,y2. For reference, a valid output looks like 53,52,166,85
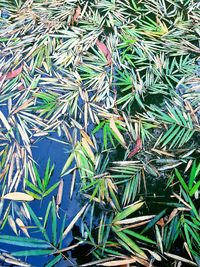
110,118,126,148
0,65,23,81
112,226,147,259
0,235,50,248
113,201,144,223
98,257,137,266
72,5,81,24
2,192,34,202
96,39,112,65
16,218,30,237
62,204,88,240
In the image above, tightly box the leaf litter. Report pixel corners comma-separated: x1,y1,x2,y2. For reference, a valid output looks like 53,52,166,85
0,1,200,266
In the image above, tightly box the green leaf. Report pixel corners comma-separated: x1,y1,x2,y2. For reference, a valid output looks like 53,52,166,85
25,179,43,195
52,198,57,246
43,181,60,197
92,121,105,134
190,180,200,196
61,152,75,176
12,249,55,257
123,229,156,244
44,201,52,229
112,226,147,258
141,209,166,234
175,169,189,193
103,124,108,149
25,203,50,242
58,213,67,249
33,163,43,191
25,190,42,200
0,235,50,248
189,160,197,190
45,254,62,267
44,158,51,189
108,185,121,211
113,201,144,222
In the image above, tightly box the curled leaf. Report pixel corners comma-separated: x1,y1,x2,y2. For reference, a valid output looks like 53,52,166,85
128,137,142,158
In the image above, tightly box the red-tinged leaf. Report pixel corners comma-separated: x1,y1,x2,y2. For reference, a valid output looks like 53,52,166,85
0,74,6,81
18,84,25,90
96,39,112,65
156,218,165,227
128,138,142,158
56,179,64,206
165,208,178,225
73,6,81,22
0,65,23,81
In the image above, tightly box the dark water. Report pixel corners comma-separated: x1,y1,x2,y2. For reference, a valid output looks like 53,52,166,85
0,102,82,266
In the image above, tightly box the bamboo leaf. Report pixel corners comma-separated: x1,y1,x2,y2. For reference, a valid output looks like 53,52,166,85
110,118,126,147
0,235,50,248
12,249,55,257
113,201,144,223
112,226,147,259
175,169,189,193
62,204,88,240
2,192,34,202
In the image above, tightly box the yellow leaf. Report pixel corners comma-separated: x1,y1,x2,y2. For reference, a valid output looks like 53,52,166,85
99,258,137,266
62,204,88,240
110,118,126,147
8,215,18,235
80,130,95,148
82,137,95,162
12,97,34,114
16,218,30,237
2,192,34,202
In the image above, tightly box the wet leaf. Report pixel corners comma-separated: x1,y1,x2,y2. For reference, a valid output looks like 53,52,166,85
12,249,55,257
112,226,147,259
0,235,50,248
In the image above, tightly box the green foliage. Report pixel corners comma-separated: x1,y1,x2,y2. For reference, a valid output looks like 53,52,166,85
0,0,199,266
25,159,59,200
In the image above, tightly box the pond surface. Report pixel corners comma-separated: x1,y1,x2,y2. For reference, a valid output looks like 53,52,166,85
0,2,200,267
0,115,82,266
